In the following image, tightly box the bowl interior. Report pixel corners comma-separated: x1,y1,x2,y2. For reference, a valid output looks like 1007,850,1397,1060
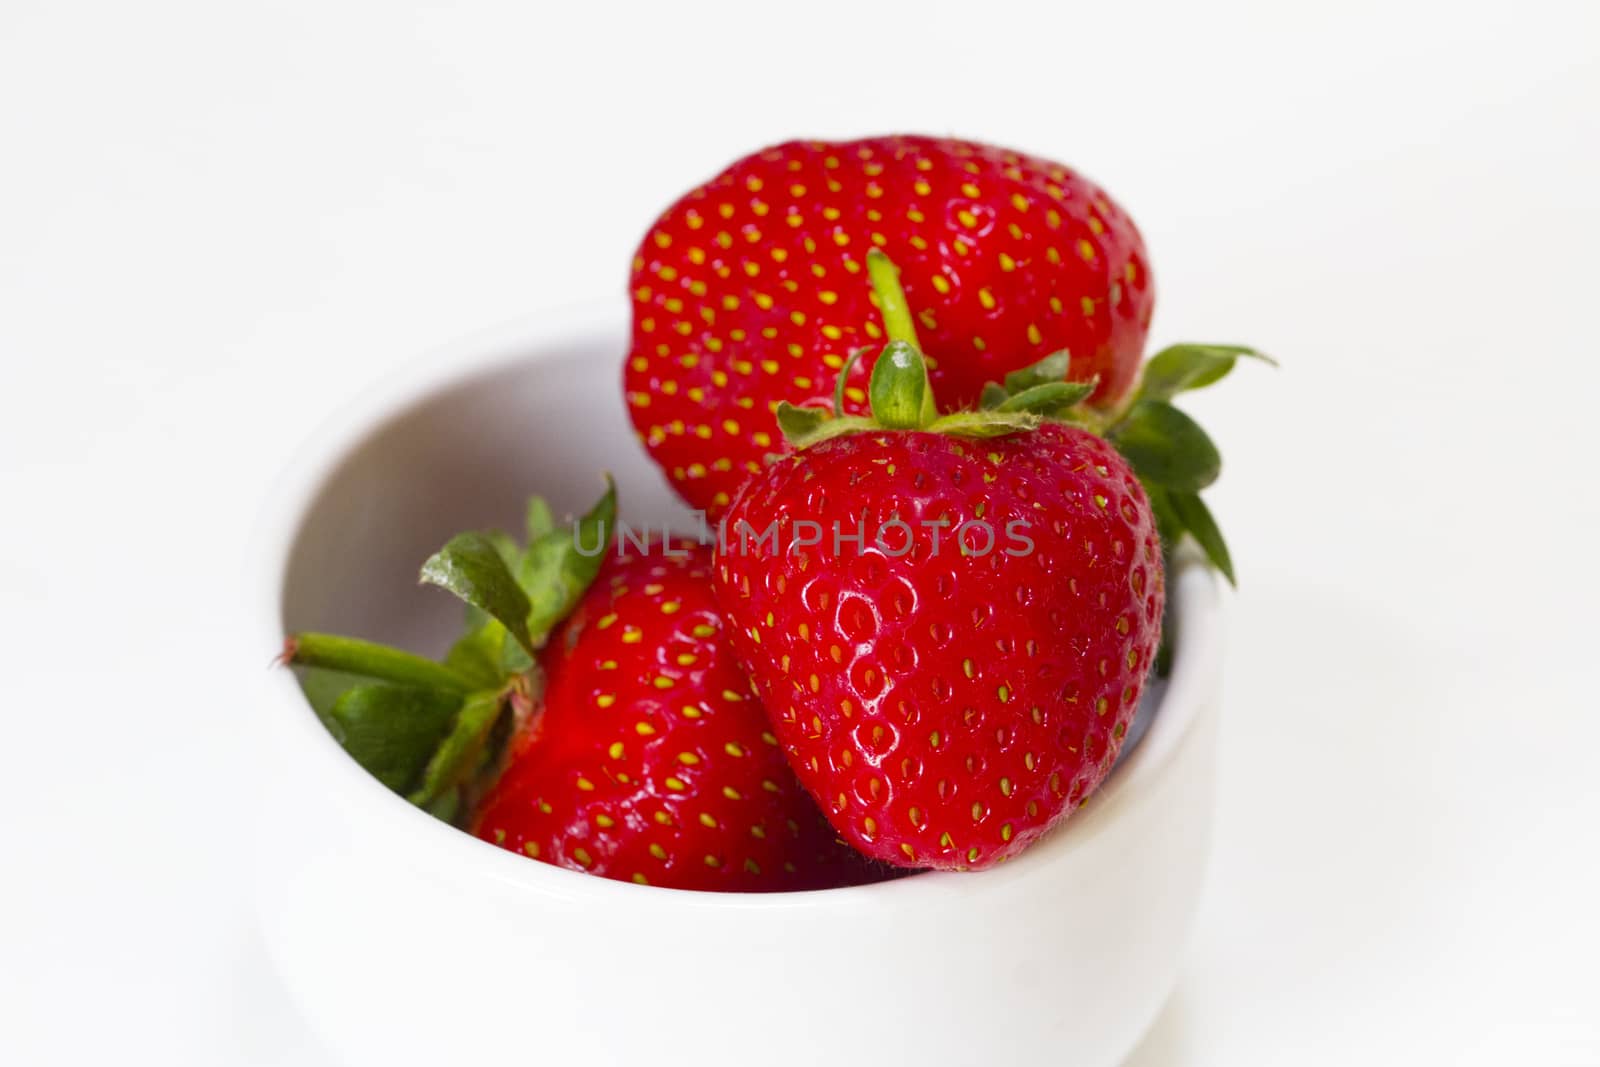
281,322,695,655
273,316,1186,888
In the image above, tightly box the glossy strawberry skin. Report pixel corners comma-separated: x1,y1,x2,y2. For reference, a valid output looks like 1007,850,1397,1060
625,135,1154,515
474,541,870,891
711,425,1164,870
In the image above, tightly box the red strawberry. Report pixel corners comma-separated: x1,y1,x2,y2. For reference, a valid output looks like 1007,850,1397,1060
710,251,1268,868
625,134,1153,516
715,428,1162,870
711,256,1177,871
283,485,882,892
475,539,871,891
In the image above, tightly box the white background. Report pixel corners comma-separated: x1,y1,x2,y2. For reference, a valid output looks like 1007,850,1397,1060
3,1,1598,1063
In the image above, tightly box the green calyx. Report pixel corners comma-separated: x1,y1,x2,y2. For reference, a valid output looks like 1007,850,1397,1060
280,478,617,823
772,250,1274,586
1115,344,1275,586
777,250,1058,450
978,339,1275,586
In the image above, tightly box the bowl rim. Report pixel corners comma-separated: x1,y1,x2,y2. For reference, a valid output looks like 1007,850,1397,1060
248,304,1225,910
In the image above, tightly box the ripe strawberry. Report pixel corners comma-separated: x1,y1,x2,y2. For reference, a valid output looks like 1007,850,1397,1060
715,429,1162,870
707,245,1268,870
625,134,1153,516
283,485,881,892
474,539,870,891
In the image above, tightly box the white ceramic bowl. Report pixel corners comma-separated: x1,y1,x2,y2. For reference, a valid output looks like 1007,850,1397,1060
249,307,1225,1067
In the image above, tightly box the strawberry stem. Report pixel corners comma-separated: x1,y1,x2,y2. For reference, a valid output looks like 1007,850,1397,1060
866,249,922,349
284,633,477,693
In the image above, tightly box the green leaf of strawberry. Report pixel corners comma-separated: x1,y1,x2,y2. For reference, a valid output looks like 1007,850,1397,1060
1002,350,1073,394
1106,400,1221,492
443,619,519,688
524,496,555,541
996,378,1096,415
1144,484,1184,549
1165,490,1234,585
421,533,538,657
517,477,616,642
283,483,618,826
407,688,512,808
322,685,464,794
1138,343,1276,402
776,402,833,440
941,279,1270,585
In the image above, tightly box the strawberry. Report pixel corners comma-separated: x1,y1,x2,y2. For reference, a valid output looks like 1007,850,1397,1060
715,425,1162,871
474,538,870,891
625,134,1153,517
711,253,1265,869
283,484,880,892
